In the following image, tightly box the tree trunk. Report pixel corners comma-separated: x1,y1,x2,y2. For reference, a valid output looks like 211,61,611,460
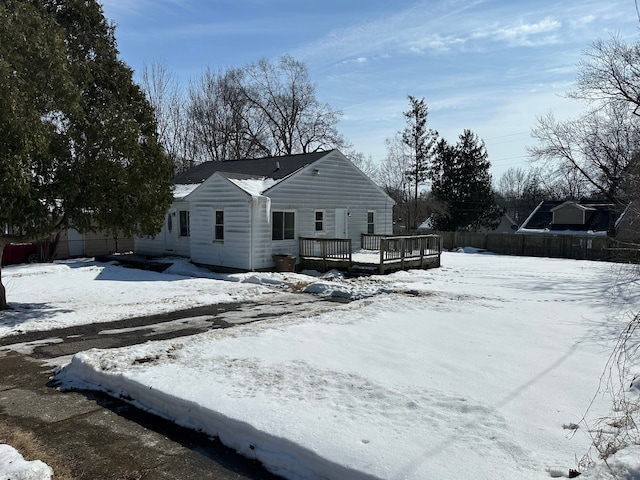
0,245,7,310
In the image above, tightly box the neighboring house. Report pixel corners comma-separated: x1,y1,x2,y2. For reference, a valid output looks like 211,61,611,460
474,212,519,234
517,200,628,236
135,150,395,271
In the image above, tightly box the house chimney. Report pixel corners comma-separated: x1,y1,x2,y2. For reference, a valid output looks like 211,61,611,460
275,161,281,170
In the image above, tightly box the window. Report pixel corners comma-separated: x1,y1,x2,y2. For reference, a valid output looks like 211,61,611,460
272,211,295,240
214,210,224,242
167,214,173,232
367,211,375,234
314,210,324,232
179,211,190,237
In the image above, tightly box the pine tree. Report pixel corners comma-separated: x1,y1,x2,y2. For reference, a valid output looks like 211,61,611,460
430,130,501,231
0,0,174,309
401,96,438,231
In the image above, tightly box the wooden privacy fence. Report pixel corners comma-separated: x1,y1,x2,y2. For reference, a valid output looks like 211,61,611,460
435,231,616,261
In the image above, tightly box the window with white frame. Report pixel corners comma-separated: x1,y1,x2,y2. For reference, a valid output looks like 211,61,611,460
214,209,224,242
179,211,190,237
314,210,324,232
367,211,375,234
272,211,295,240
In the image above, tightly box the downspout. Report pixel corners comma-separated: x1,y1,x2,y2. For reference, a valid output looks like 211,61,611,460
249,196,256,271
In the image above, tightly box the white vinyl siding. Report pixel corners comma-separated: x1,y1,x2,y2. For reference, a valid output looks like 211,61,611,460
134,201,191,258
188,176,252,270
266,151,393,249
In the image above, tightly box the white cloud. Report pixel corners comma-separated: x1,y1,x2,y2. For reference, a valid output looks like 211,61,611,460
493,17,562,46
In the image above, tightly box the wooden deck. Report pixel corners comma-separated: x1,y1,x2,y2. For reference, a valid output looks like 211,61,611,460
299,234,442,274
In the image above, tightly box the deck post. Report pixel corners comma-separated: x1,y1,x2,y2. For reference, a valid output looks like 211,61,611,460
348,239,353,269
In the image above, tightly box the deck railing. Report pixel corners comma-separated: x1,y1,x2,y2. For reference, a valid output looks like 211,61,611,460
361,233,385,250
379,235,442,270
299,237,352,261
299,234,442,274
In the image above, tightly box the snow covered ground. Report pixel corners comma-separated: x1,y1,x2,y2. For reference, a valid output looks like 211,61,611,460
2,251,640,479
0,444,53,480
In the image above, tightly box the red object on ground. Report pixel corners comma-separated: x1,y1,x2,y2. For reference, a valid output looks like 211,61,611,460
2,243,48,265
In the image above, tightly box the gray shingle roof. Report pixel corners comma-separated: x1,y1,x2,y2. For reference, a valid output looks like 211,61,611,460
172,150,333,185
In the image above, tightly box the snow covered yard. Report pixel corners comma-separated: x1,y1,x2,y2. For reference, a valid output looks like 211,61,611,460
2,252,639,479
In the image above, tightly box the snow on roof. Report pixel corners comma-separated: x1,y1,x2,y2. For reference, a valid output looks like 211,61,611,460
173,184,200,199
226,176,280,196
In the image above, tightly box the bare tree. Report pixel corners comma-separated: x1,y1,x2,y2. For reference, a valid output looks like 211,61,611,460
496,166,549,223
188,67,268,162
340,146,379,180
529,101,640,203
141,62,195,173
380,134,436,231
230,55,345,156
186,55,346,162
570,35,640,110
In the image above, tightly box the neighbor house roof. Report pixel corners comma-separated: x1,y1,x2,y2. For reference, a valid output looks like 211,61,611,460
517,200,618,236
172,150,332,185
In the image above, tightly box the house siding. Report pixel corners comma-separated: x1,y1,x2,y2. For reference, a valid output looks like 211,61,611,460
552,207,585,225
266,151,393,251
135,201,191,258
188,176,253,270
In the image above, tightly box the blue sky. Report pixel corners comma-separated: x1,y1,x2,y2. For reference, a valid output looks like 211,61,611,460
101,0,639,179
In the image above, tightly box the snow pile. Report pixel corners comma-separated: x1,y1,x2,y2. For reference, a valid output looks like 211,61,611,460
0,444,53,480
582,445,640,479
52,253,640,479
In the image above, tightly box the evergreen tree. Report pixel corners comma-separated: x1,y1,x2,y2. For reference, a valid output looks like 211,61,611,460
401,96,438,230
0,0,173,309
429,130,501,231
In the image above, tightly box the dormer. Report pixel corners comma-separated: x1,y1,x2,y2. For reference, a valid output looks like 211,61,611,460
550,201,595,225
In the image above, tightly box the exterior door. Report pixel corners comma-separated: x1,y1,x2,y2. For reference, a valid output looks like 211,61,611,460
335,208,348,238
164,212,175,251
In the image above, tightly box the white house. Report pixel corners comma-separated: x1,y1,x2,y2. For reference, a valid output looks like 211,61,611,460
135,150,395,271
